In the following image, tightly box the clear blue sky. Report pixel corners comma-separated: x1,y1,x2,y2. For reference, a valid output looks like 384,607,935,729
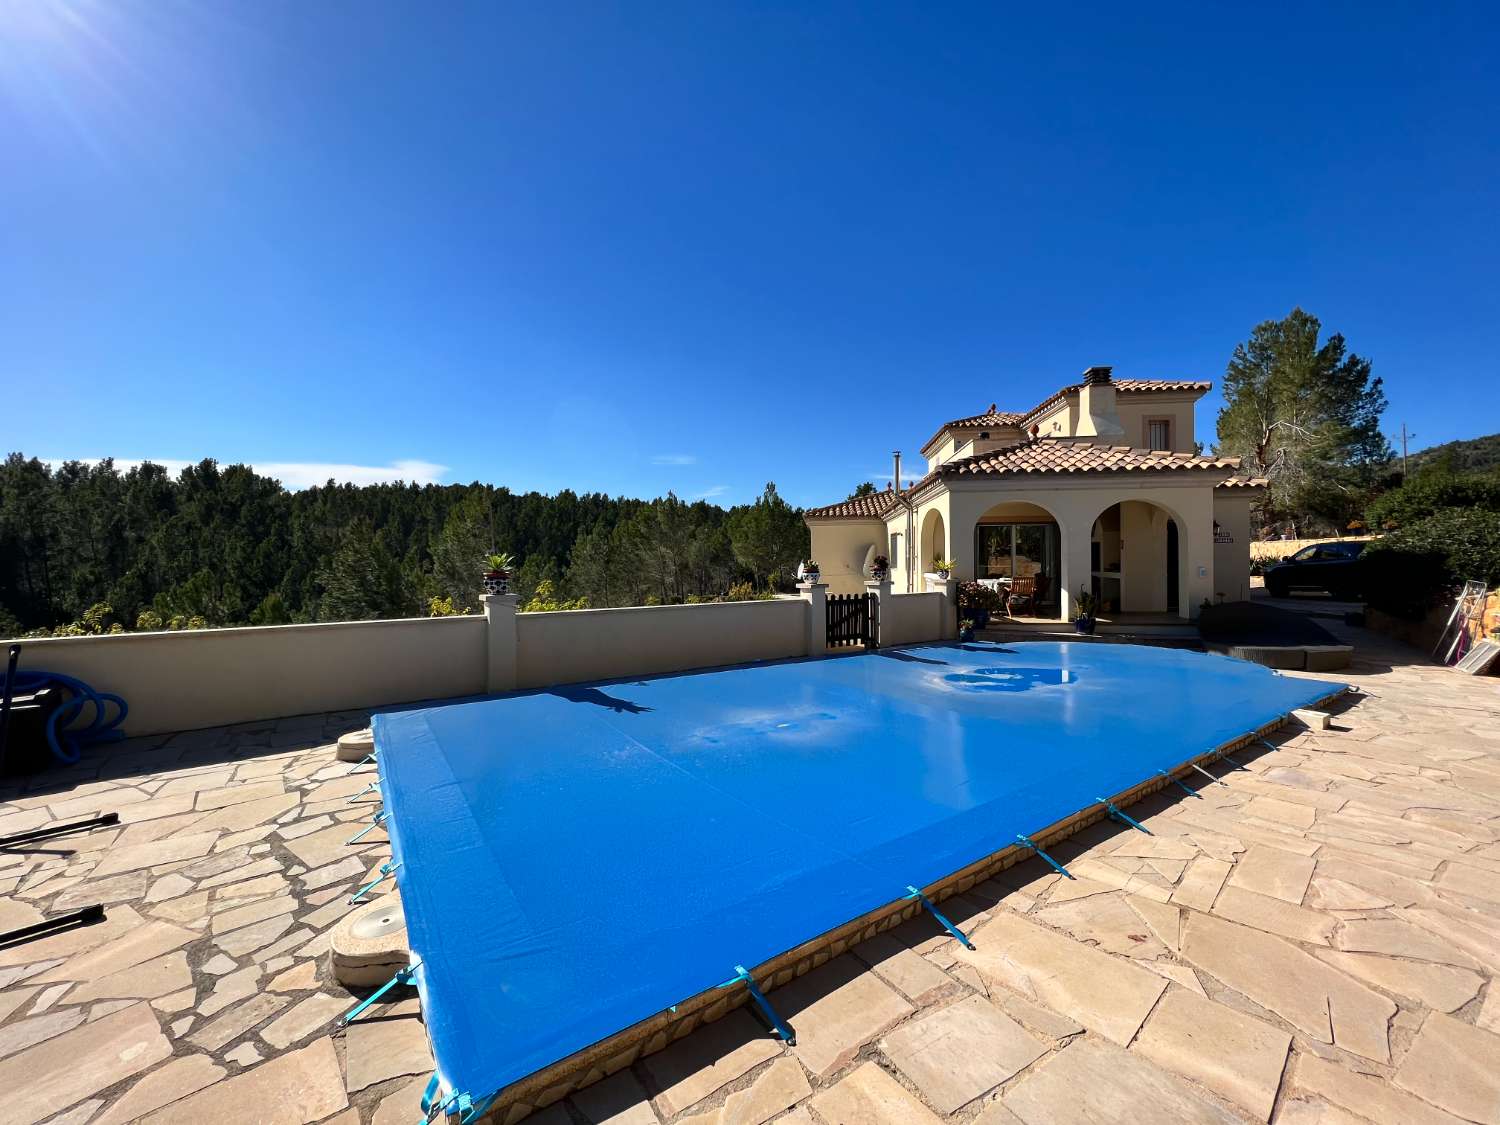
3,2,1496,506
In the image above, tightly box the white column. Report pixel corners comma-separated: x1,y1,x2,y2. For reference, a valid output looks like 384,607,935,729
799,580,828,657
1059,521,1092,622
482,593,520,692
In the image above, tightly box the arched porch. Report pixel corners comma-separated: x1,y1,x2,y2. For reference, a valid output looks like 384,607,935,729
1089,500,1191,618
971,500,1063,618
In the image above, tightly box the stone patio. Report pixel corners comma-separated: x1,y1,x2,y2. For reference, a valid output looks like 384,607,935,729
2,621,1499,1124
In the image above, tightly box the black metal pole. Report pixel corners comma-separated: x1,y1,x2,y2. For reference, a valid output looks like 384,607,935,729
0,644,19,777
0,904,105,948
0,812,120,849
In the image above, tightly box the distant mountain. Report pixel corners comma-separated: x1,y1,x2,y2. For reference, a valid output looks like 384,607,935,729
1404,432,1500,475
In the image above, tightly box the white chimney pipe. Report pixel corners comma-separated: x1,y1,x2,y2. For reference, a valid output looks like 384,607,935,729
892,450,902,490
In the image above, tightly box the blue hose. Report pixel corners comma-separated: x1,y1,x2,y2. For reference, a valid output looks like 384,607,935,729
7,669,128,765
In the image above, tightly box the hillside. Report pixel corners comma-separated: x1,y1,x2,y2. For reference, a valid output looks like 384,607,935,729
1404,432,1500,475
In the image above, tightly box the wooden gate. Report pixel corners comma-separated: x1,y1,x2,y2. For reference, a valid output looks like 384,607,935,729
827,592,878,649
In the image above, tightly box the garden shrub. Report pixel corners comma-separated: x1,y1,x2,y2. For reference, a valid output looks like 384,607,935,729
1366,472,1500,530
1361,508,1500,619
958,581,1004,613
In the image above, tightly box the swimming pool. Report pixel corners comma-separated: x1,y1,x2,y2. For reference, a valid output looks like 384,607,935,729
371,641,1344,1118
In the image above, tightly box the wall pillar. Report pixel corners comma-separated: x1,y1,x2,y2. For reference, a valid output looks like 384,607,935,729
864,576,891,646
482,593,520,693
1059,519,1092,622
924,573,959,639
799,581,828,656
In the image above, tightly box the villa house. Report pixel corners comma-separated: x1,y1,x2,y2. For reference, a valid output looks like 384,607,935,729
805,366,1264,620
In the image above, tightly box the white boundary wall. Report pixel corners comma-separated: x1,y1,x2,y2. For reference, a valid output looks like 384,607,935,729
15,584,955,736
19,616,489,736
516,599,809,690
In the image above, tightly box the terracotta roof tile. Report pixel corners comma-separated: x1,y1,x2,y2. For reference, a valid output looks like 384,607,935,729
925,379,1214,451
1215,475,1268,490
804,491,902,520
941,410,1026,429
934,438,1243,480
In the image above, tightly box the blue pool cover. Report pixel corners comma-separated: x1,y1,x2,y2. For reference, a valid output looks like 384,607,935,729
371,641,1343,1111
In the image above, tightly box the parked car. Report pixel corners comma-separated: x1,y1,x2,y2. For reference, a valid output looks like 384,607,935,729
1263,540,1368,599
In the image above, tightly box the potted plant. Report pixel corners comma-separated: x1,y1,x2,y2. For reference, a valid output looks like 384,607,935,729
869,555,889,580
932,556,955,580
483,552,515,596
801,559,821,584
1073,586,1097,635
959,617,975,642
959,580,999,628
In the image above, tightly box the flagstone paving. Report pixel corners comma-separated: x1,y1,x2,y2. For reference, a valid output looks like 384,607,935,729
1,622,1498,1123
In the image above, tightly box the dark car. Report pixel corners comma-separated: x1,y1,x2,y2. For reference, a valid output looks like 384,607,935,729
1264,540,1367,599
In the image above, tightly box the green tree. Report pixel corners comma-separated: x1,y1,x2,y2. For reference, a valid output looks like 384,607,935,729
847,481,877,499
1215,308,1390,535
727,482,809,588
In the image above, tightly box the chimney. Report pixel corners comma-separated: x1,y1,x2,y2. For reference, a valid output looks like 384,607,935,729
892,451,902,491
1075,365,1125,440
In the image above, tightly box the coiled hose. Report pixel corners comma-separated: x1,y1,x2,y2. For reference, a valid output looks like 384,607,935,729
3,662,128,765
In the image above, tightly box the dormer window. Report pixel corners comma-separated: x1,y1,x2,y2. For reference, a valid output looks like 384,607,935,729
1146,418,1172,450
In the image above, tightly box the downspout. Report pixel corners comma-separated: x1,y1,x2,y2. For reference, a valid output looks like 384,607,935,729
894,451,915,592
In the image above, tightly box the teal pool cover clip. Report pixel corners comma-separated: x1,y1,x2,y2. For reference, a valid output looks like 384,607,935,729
905,885,975,949
338,962,417,1027
348,780,380,803
1016,834,1073,879
351,860,401,904
1158,770,1199,798
432,1090,496,1125
348,808,388,844
718,965,795,1045
1098,798,1151,835
347,751,376,776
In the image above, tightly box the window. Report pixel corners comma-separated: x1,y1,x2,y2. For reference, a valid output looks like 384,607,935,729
1146,418,1172,450
890,532,902,569
975,523,1060,606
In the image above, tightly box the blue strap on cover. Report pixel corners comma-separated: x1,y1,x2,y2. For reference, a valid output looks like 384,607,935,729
719,965,795,1045
1190,762,1226,786
1158,769,1200,798
905,885,975,949
1016,834,1073,879
348,808,389,844
338,963,417,1027
350,860,401,904
347,751,376,776
1098,799,1151,834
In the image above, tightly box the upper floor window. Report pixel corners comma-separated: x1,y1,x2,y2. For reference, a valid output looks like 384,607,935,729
1146,418,1172,450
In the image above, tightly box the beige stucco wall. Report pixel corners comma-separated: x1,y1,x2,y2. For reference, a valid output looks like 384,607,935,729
807,518,884,595
18,616,489,736
1119,500,1171,612
1114,394,1198,452
1213,493,1255,603
515,598,808,690
881,591,949,646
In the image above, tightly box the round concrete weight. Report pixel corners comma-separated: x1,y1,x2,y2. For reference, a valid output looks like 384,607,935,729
331,893,409,987
336,727,375,763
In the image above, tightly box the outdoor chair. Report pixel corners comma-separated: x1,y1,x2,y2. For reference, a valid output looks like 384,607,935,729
1007,576,1037,617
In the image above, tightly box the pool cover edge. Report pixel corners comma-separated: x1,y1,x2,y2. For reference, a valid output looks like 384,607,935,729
372,655,1349,1122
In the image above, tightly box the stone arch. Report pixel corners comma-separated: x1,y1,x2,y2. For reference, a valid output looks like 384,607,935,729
1084,495,1193,618
920,508,946,574
972,497,1067,616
